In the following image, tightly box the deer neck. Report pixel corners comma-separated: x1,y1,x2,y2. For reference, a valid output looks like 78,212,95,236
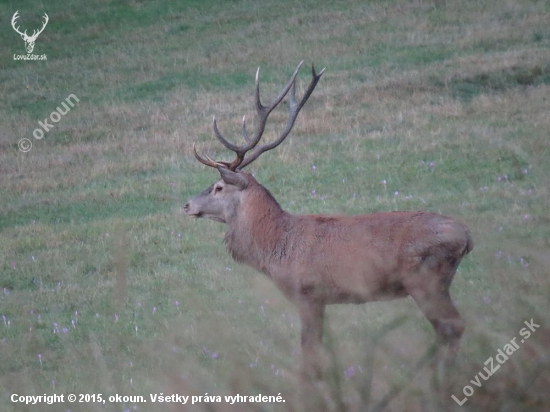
224,184,289,273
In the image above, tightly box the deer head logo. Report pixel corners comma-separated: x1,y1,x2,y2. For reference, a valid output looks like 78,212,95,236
11,11,49,54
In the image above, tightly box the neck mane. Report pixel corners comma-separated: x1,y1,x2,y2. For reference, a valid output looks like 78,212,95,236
224,183,289,273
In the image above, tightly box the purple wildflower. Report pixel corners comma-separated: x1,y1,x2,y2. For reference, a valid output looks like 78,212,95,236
344,366,356,379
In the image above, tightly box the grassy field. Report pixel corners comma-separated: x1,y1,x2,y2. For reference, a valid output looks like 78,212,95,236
1,0,550,410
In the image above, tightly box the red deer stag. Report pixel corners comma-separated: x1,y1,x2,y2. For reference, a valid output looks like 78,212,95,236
184,62,473,380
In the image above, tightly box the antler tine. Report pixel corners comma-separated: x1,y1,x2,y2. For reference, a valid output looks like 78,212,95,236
297,63,326,112
193,143,222,169
254,67,262,113
213,116,241,152
242,116,251,143
237,63,325,170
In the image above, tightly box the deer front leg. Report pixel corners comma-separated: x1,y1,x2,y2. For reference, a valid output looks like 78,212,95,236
298,300,325,381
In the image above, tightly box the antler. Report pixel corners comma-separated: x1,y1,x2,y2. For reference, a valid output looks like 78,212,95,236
31,13,49,40
11,11,48,40
193,62,325,171
11,11,26,37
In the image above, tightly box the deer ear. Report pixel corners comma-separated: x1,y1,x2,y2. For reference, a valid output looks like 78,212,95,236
217,167,248,190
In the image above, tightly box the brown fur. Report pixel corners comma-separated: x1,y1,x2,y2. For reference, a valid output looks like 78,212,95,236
185,171,473,380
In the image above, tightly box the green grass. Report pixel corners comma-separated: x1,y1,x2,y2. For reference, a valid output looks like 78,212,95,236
1,0,550,411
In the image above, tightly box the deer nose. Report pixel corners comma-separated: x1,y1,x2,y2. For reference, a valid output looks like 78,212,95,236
184,203,190,213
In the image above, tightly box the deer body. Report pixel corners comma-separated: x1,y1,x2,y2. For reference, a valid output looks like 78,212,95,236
222,174,472,306
184,62,473,379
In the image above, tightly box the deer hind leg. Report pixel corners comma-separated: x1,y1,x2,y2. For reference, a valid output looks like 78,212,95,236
404,262,465,401
421,290,464,360
405,253,465,357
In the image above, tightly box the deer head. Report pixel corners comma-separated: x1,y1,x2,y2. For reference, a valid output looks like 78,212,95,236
184,62,325,223
185,167,251,224
11,11,49,54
